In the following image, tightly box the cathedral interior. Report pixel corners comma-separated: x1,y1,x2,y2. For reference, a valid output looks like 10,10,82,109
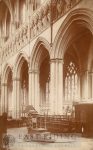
0,0,93,124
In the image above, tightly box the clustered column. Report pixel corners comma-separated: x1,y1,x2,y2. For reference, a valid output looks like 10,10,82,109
1,82,7,114
49,59,64,115
88,72,93,100
29,68,40,113
92,72,93,99
81,70,89,101
12,77,20,119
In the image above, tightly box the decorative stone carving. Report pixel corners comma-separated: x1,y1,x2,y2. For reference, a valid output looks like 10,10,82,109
43,5,50,26
65,0,72,9
0,0,81,62
57,0,65,16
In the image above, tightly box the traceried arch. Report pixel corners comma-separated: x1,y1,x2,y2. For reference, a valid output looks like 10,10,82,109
64,61,79,102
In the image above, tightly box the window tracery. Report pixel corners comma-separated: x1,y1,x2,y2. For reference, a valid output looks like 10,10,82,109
64,61,79,102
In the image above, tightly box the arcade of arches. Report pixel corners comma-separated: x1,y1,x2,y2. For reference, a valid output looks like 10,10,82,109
1,11,93,119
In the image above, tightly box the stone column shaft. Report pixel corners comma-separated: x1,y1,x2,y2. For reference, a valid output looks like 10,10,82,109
31,71,35,106
77,76,80,101
29,69,40,113
92,73,93,99
81,70,89,101
4,84,8,113
1,83,7,114
50,59,63,115
57,59,63,114
28,69,32,105
12,78,20,119
34,72,40,113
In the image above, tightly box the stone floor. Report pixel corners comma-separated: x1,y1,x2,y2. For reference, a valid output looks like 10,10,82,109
4,127,93,150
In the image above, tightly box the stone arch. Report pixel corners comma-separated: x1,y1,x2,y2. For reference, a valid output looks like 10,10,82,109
88,38,93,71
13,52,29,117
2,63,13,84
52,8,93,61
30,37,51,113
30,37,51,71
14,52,29,79
1,0,13,21
50,8,93,111
1,63,13,116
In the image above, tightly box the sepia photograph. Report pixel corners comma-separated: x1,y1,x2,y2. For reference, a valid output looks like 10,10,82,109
0,0,93,150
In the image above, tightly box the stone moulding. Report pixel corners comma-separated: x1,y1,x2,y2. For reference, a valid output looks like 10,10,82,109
1,0,81,62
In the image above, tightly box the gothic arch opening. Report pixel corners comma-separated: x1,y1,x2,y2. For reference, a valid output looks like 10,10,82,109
63,23,93,114
52,10,93,114
30,41,50,114
15,54,29,117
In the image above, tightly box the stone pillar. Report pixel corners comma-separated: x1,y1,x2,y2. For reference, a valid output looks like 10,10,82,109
12,78,20,119
29,69,40,113
34,71,40,113
49,59,63,115
81,70,89,101
88,72,92,100
11,21,16,35
16,0,19,24
91,72,93,99
28,68,32,105
77,76,80,101
31,71,35,107
1,83,7,114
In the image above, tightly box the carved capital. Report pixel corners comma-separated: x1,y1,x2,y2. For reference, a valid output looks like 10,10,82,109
13,78,20,81
50,58,64,64
2,83,7,86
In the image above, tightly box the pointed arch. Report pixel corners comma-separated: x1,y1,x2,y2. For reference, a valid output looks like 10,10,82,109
2,63,13,84
30,37,51,71
2,0,13,21
52,8,93,60
14,52,29,79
